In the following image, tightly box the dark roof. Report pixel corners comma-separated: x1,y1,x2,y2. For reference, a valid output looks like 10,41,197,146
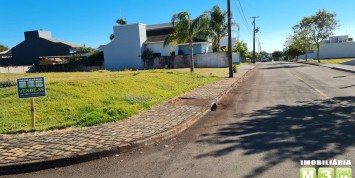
145,27,210,43
0,50,11,56
45,38,81,48
146,35,170,43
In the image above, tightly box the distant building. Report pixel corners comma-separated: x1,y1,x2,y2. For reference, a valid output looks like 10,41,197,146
5,30,81,66
299,35,355,59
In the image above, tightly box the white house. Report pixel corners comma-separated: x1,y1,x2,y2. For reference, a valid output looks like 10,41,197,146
299,35,355,59
103,23,147,70
103,23,211,70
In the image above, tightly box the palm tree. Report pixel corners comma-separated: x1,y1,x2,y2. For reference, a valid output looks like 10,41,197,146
164,11,210,72
206,5,228,52
233,40,248,60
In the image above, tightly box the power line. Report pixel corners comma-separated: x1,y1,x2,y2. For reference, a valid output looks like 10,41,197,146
232,0,252,35
233,0,252,34
237,0,251,31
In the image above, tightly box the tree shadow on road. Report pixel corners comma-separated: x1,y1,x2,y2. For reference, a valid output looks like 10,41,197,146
340,85,355,89
195,96,355,178
260,64,307,70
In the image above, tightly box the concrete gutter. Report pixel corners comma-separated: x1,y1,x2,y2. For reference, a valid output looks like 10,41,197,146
296,61,355,74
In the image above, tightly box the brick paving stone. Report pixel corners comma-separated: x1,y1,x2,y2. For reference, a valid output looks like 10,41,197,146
0,68,253,168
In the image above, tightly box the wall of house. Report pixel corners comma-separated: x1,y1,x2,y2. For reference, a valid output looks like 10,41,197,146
194,53,229,68
104,23,147,70
36,65,104,72
143,52,241,69
11,38,74,66
194,52,240,67
299,42,355,59
178,44,209,55
145,43,178,56
0,65,105,73
0,66,34,73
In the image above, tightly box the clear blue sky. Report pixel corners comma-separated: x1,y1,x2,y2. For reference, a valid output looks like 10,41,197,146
1,0,355,53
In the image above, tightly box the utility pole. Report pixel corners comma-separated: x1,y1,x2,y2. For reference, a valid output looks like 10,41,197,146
251,16,259,63
227,0,233,78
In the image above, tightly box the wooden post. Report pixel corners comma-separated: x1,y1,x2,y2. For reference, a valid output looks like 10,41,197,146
30,97,35,128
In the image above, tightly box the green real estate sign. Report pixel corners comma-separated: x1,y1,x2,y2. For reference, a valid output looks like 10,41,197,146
17,77,46,98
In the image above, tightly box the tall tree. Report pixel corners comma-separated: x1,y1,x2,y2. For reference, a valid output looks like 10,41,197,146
164,11,210,72
0,44,8,52
206,5,228,52
284,32,313,61
294,9,338,62
272,51,283,61
291,29,313,61
284,45,305,60
233,40,248,60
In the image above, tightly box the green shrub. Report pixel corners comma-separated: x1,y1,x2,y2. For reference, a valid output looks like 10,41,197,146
142,48,154,60
88,51,104,65
233,64,238,73
67,54,83,64
0,80,16,88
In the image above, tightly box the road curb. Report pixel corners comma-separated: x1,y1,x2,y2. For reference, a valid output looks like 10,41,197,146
0,68,254,175
296,61,355,74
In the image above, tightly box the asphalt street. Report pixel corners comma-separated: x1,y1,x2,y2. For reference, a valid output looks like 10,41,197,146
5,62,355,178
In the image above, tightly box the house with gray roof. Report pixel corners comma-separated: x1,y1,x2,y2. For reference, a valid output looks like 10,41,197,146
5,30,81,66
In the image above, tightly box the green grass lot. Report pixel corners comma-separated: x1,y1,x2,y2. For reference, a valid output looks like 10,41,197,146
170,63,247,77
0,69,225,134
171,68,229,77
302,58,354,64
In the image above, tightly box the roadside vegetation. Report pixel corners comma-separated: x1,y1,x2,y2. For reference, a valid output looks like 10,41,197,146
0,70,219,134
284,9,338,62
171,64,245,77
0,44,8,52
300,58,354,64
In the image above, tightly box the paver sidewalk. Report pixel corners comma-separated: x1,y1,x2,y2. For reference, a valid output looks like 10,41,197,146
0,66,254,174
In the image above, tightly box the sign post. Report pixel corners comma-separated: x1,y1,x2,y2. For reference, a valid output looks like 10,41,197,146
30,97,35,128
17,77,46,128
